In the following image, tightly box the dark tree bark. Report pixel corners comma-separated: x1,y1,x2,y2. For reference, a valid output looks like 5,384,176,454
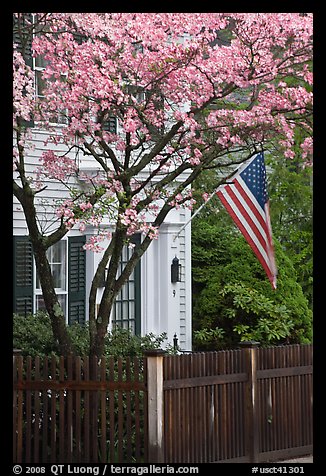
13,178,74,356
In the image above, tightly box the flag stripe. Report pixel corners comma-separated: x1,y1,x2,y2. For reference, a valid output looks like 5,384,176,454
264,201,277,278
217,187,273,271
217,188,276,285
234,178,268,232
228,183,270,249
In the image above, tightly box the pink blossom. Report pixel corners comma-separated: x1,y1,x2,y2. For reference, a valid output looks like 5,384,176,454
13,48,35,125
79,222,86,232
13,12,313,253
301,137,313,159
202,192,210,202
284,149,296,159
83,234,106,253
123,117,139,134
79,202,93,212
38,151,78,181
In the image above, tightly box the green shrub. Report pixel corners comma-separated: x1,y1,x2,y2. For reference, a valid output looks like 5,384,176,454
192,231,312,350
13,311,173,357
103,327,171,357
13,311,59,357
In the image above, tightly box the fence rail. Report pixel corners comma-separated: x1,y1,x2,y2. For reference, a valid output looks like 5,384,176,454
13,344,313,464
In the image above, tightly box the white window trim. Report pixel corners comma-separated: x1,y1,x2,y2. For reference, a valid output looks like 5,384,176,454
34,239,68,319
32,14,68,126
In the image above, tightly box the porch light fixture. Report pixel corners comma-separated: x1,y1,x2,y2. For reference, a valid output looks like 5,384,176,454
171,256,181,283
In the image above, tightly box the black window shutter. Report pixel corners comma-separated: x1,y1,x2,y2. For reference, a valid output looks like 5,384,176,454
13,13,34,128
132,234,141,336
103,116,117,133
13,236,34,317
13,13,33,66
68,236,86,325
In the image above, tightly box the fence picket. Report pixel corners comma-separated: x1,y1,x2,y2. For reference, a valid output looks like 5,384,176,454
26,356,32,463
100,357,107,463
67,355,73,462
83,356,90,463
50,355,57,463
16,356,23,463
117,357,124,462
125,357,132,462
134,357,141,462
33,356,40,462
59,356,65,462
108,357,115,463
91,355,98,463
75,356,82,462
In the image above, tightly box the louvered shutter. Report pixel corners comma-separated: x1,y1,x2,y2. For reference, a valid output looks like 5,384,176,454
103,116,117,133
68,236,86,325
13,13,33,66
13,13,34,128
13,236,34,316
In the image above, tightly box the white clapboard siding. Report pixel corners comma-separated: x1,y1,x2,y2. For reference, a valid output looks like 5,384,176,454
13,129,78,234
13,128,193,349
178,210,187,349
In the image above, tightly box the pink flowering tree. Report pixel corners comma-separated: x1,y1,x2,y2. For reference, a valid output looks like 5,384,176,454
13,13,313,356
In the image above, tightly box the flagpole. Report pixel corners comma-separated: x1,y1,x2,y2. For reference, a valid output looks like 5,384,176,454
173,189,219,242
172,152,258,242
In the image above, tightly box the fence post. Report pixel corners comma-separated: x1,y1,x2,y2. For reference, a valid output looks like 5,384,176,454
144,349,165,463
240,341,260,463
13,349,22,356
13,349,23,463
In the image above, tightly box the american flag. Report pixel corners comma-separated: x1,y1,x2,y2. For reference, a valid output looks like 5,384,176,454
216,152,277,289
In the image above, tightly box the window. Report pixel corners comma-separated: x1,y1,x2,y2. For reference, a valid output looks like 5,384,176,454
102,115,117,133
34,54,48,100
125,84,165,139
111,235,141,335
33,15,67,125
35,240,68,316
34,54,68,125
14,236,86,324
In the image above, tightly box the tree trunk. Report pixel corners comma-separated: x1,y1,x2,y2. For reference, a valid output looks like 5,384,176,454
32,241,75,356
89,320,111,358
14,182,74,356
89,226,126,357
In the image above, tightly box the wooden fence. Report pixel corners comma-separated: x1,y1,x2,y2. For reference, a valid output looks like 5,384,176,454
162,343,313,463
13,354,147,463
13,343,312,464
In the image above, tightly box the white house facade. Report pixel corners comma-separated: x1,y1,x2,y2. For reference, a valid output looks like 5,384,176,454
13,128,193,351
